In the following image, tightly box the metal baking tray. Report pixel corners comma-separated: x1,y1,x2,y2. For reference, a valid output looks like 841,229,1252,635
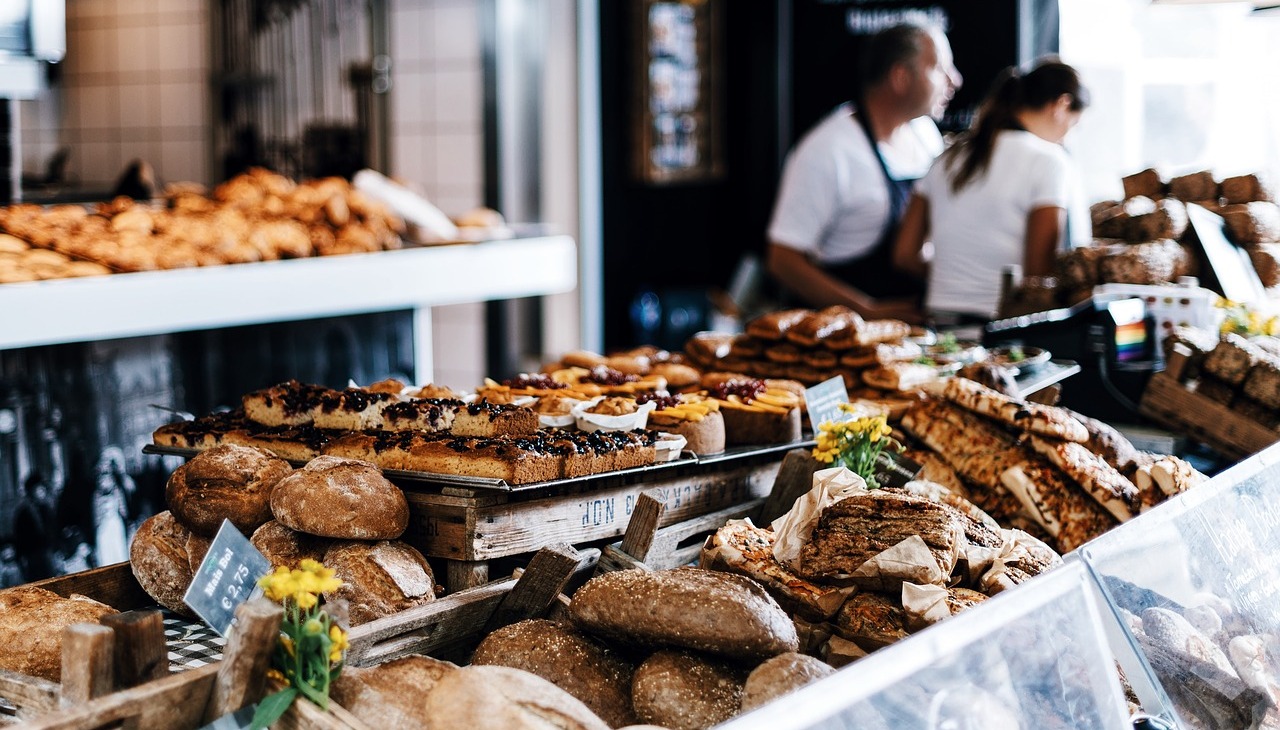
143,438,814,493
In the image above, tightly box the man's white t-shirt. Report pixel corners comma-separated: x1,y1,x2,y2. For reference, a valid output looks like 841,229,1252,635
768,104,944,265
917,130,1074,317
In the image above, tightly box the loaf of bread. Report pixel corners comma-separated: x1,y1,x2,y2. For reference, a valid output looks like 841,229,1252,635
471,619,638,727
331,655,456,727
569,568,799,660
1056,244,1112,291
630,650,747,730
323,540,439,625
1242,355,1280,409
1249,244,1280,288
1203,334,1264,386
422,665,611,730
1122,169,1165,200
1222,202,1280,244
1220,173,1274,205
270,455,408,539
1168,171,1218,202
1128,198,1188,241
739,652,835,712
0,587,116,681
1097,239,1189,285
129,510,211,616
745,309,810,341
165,444,293,536
833,591,909,651
785,306,860,347
250,520,331,570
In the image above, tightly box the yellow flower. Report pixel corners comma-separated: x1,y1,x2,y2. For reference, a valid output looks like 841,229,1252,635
267,668,287,683
280,635,295,658
295,591,319,610
328,626,349,664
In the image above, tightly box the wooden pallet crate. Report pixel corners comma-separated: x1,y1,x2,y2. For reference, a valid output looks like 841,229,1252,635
403,451,785,591
1139,347,1280,460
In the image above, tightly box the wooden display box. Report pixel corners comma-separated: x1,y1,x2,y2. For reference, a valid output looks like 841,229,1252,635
402,450,784,591
1139,348,1280,460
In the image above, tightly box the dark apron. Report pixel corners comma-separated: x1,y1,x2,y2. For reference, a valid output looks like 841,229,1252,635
823,107,925,301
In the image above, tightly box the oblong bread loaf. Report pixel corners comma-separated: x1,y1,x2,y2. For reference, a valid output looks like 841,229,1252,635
569,567,799,660
0,587,116,681
422,665,611,730
942,377,1089,442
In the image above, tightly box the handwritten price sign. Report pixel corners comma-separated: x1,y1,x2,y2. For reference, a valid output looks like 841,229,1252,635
183,519,272,636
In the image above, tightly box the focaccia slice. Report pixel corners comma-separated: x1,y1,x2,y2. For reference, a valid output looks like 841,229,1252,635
1027,435,1140,522
242,380,335,426
943,377,1088,442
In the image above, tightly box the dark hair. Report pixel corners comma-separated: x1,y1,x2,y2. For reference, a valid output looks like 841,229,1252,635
859,21,936,90
943,58,1090,193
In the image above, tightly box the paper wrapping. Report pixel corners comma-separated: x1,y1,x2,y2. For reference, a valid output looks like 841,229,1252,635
821,634,869,669
976,529,1054,596
849,535,949,591
771,466,868,570
901,582,952,631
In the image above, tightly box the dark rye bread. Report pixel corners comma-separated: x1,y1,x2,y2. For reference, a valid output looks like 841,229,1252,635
250,520,331,570
0,587,116,681
165,443,293,536
472,619,638,728
569,568,799,660
270,456,408,540
631,650,747,730
739,652,836,712
331,655,456,728
323,540,439,626
798,490,964,587
422,665,611,730
129,510,211,616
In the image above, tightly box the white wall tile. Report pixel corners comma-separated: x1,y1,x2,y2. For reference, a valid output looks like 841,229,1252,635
390,8,427,64
78,141,123,185
434,130,482,190
433,67,482,126
157,82,206,129
433,4,480,63
117,84,159,132
76,86,117,130
115,26,158,74
156,23,206,72
391,71,432,130
160,139,206,185
77,27,120,78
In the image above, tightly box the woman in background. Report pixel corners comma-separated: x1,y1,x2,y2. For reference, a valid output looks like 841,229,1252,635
892,58,1090,322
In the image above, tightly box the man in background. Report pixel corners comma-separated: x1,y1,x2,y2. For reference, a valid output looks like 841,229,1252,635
767,20,962,322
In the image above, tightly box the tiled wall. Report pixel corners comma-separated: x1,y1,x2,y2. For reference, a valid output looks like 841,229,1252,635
21,0,210,189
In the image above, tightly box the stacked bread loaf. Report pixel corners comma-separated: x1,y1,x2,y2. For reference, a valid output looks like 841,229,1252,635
1174,330,1280,430
0,168,404,284
129,445,440,625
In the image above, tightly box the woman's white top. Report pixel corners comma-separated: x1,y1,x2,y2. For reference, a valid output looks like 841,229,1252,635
917,129,1075,317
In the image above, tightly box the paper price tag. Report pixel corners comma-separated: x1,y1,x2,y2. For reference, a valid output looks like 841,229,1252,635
804,376,849,432
183,519,272,637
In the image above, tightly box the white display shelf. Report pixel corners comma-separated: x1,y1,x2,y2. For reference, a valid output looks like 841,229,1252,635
0,235,577,382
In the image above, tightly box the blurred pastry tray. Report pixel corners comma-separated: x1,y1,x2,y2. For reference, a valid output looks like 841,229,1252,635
1014,358,1081,397
143,439,814,494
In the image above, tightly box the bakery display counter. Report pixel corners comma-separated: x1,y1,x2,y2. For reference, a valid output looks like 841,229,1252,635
720,561,1132,729
1080,440,1280,728
0,234,577,383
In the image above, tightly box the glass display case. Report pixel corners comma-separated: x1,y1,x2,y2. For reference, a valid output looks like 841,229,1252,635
722,561,1133,730
1081,444,1280,729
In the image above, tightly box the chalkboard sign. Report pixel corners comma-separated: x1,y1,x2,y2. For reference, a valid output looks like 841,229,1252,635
804,375,851,431
872,450,924,489
183,520,272,637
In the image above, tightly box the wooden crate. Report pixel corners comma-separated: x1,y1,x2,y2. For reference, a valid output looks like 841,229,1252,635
403,452,783,591
1139,348,1280,460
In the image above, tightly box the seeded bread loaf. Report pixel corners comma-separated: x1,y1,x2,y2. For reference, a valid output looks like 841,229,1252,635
569,568,799,660
739,652,836,712
165,443,293,536
422,665,611,730
331,655,456,728
323,540,439,626
270,455,408,539
630,650,747,730
471,619,638,727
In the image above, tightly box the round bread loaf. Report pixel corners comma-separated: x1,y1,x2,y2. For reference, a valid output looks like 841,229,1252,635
739,652,835,712
569,568,799,660
332,655,456,727
472,619,638,727
271,456,408,539
323,540,438,626
631,650,746,730
250,520,331,570
650,362,700,389
422,665,611,730
130,510,211,616
166,443,293,536
0,587,116,681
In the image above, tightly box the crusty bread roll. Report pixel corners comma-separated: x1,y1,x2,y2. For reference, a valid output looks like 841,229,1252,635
130,510,211,616
271,456,408,539
650,362,700,389
422,665,611,730
739,652,835,711
631,650,747,730
166,443,293,536
323,540,438,626
472,619,638,727
569,568,799,660
0,587,116,681
250,520,331,570
331,655,456,727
